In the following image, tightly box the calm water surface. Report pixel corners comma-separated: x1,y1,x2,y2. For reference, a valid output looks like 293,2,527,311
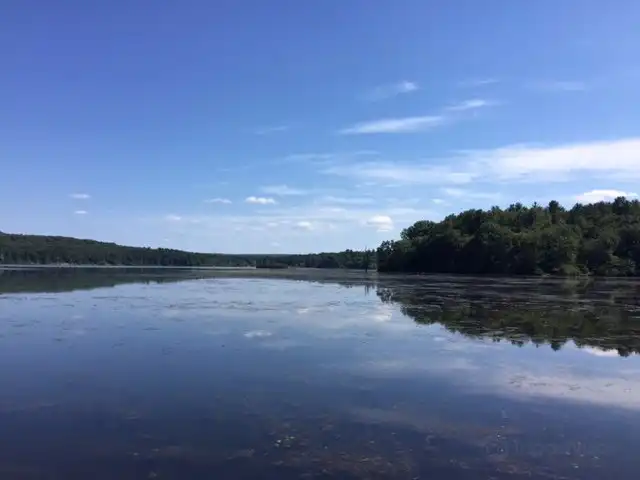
1,268,640,479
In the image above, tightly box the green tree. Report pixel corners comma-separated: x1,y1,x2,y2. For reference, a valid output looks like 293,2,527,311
375,197,640,276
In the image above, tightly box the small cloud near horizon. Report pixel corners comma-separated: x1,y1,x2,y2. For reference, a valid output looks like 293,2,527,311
366,215,394,232
295,220,314,231
576,189,638,204
245,196,277,205
70,193,91,199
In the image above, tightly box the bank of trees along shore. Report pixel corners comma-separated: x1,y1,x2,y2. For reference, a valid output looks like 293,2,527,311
256,250,373,270
0,232,375,270
3,198,640,275
0,233,241,267
377,197,640,276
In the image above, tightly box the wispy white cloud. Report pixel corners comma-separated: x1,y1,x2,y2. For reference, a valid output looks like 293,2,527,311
365,215,394,232
528,80,588,92
575,189,638,203
441,187,502,201
261,185,308,196
445,98,496,112
281,151,379,166
323,161,476,185
477,138,640,181
319,196,375,206
204,198,232,204
245,196,277,205
458,78,500,87
362,80,419,101
339,115,446,135
322,138,640,189
282,152,338,163
339,97,495,135
74,210,88,215
70,193,91,200
254,125,289,135
165,214,182,222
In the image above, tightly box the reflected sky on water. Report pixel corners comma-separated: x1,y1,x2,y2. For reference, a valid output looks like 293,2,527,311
1,268,640,479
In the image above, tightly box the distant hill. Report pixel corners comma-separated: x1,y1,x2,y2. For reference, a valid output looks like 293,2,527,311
0,231,373,269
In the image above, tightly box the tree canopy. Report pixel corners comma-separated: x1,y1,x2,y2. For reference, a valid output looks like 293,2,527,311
5,197,640,276
0,232,374,270
377,197,640,276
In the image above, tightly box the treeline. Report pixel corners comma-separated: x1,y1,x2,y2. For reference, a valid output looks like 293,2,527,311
377,197,640,276
256,250,374,270
0,233,246,266
0,232,374,269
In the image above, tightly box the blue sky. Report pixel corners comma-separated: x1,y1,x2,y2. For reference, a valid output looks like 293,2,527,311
2,1,640,253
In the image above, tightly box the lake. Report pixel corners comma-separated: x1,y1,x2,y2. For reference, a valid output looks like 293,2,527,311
1,267,640,479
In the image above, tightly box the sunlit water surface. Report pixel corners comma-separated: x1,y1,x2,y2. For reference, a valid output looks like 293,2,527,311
1,268,640,479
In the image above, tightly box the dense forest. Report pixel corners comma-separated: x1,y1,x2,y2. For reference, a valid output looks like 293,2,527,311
0,231,374,269
255,250,373,270
4,197,640,275
377,197,640,276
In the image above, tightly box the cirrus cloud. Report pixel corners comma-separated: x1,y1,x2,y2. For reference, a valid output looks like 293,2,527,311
261,185,308,196
339,98,494,135
323,161,475,185
458,78,500,88
339,115,446,135
528,80,588,92
480,138,640,181
445,99,496,112
254,125,289,135
323,137,640,187
362,80,419,102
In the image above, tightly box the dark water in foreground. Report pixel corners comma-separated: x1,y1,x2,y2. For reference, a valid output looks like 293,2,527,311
1,268,640,479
